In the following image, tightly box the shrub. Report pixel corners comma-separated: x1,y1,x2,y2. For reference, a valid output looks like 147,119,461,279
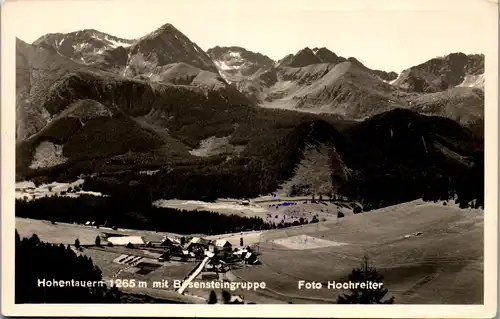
337,256,395,304
353,205,362,214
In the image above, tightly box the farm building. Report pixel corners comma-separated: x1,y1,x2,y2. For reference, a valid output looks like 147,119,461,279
107,236,145,246
215,239,232,252
190,237,210,246
185,237,210,251
160,236,179,247
244,252,259,264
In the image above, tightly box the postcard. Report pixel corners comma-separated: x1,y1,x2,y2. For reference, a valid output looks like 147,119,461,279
1,0,497,317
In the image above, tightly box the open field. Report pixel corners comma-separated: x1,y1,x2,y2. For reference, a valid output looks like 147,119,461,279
233,200,484,304
15,180,107,200
16,198,483,304
272,234,347,250
154,197,355,222
79,246,203,303
16,218,167,245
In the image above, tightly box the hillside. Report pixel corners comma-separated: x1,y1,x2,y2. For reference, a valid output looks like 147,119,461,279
17,23,484,211
33,29,134,65
140,62,227,89
261,61,405,119
16,36,256,178
208,46,274,78
14,198,484,304
31,24,219,79
406,87,484,125
392,52,484,93
221,48,484,127
22,24,485,129
340,109,483,209
278,47,398,82
233,199,483,304
16,38,93,141
67,108,483,212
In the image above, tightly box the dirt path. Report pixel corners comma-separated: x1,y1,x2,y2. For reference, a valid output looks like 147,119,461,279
177,256,211,294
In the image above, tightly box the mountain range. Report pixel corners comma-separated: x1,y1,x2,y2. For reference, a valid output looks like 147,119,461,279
15,23,484,208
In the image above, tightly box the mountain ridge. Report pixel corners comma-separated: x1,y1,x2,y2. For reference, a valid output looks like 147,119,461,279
17,23,484,210
21,24,485,133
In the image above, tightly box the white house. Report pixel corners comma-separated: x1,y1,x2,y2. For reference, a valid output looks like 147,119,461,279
107,236,145,246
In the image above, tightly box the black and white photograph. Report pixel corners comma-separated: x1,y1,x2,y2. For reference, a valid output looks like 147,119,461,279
1,0,497,317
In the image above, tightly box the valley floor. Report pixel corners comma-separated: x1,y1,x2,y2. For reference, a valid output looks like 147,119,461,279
15,199,483,304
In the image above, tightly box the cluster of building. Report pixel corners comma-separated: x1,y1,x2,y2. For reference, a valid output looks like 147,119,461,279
102,233,259,265
156,236,260,265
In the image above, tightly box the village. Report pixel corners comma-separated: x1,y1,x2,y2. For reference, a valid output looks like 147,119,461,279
100,232,260,265
81,230,261,299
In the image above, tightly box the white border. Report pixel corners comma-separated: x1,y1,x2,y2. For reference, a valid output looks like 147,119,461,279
1,0,498,317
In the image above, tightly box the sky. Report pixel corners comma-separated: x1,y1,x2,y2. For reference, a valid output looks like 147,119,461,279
3,0,497,72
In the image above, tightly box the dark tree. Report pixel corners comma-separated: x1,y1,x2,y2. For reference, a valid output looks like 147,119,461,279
208,291,217,304
16,196,284,236
95,235,101,246
29,234,41,246
337,256,395,304
16,231,107,303
353,205,362,214
240,237,244,247
74,238,80,248
222,290,231,303
15,231,177,304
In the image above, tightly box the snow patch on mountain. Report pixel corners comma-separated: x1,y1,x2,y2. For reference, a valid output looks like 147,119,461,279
384,72,402,85
89,34,132,49
192,44,201,54
213,51,248,71
214,60,238,71
73,43,90,52
457,74,484,89
218,70,231,84
105,36,133,48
